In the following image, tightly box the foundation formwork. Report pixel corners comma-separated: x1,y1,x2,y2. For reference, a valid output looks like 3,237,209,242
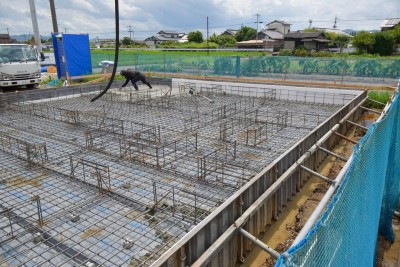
0,79,365,266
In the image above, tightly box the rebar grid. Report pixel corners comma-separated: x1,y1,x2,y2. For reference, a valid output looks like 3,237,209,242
0,82,350,266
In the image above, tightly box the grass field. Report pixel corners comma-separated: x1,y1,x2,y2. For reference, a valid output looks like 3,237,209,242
368,90,393,108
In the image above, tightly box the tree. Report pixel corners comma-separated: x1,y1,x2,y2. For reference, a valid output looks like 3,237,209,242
235,26,257,42
388,24,400,44
218,35,237,47
325,32,351,53
209,33,237,47
209,33,219,43
335,34,351,53
26,37,36,46
352,31,375,54
372,32,395,56
121,37,132,46
188,31,203,43
303,27,319,32
159,41,180,48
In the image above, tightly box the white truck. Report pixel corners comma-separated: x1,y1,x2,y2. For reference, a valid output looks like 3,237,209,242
0,44,45,89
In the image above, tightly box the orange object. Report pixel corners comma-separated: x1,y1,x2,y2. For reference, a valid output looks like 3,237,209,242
361,114,375,120
47,66,57,73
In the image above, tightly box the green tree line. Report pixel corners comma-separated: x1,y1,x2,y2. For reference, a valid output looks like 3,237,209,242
352,25,400,56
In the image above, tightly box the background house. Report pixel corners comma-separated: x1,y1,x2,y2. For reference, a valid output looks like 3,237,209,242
265,20,291,35
237,20,290,51
284,31,330,51
94,38,116,48
380,18,400,31
220,29,239,37
145,30,186,47
254,30,284,51
0,34,17,44
178,34,188,43
236,40,267,50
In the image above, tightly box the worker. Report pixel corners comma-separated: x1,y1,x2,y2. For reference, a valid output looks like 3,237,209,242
120,69,152,90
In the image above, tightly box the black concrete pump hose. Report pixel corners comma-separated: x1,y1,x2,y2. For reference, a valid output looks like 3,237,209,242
91,0,119,102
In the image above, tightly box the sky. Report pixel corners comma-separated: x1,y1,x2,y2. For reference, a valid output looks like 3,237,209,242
1,0,399,40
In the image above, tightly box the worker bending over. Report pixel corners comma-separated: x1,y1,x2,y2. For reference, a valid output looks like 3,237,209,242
120,69,152,90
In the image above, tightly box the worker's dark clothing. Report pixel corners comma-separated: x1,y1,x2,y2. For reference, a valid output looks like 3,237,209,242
120,70,152,90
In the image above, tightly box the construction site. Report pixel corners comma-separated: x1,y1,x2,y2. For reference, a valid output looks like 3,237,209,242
0,78,367,266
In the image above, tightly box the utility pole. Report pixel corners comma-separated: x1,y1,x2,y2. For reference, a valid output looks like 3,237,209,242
254,14,263,43
207,17,209,55
28,0,42,51
309,19,313,28
127,25,133,41
6,28,9,35
333,17,337,29
49,0,59,33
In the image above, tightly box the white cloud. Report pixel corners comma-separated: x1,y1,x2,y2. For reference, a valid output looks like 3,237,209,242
0,0,399,40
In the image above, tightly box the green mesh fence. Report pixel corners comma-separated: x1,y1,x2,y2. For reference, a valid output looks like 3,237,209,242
91,52,400,84
275,81,400,266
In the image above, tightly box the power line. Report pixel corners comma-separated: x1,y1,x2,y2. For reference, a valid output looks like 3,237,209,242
76,16,390,39
337,18,384,22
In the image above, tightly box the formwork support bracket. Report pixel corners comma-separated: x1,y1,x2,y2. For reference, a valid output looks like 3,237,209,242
317,146,348,162
299,165,333,184
239,228,280,259
346,120,368,131
333,131,358,144
360,106,382,115
367,97,387,107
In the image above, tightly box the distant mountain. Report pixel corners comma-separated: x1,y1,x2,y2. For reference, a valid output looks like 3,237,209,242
343,29,356,35
343,29,380,35
11,34,52,42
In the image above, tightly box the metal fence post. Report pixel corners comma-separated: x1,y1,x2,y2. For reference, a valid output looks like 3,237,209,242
236,56,241,78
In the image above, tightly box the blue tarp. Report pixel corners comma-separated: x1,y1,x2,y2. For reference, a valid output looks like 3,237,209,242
52,33,92,79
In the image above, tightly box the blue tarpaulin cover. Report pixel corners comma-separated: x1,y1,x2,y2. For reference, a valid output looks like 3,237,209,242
52,33,92,79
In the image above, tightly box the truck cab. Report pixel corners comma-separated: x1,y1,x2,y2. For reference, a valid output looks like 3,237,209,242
0,44,45,89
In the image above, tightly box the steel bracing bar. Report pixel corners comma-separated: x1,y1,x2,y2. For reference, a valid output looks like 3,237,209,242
289,154,353,249
317,146,348,162
239,228,280,259
367,97,387,107
299,165,333,184
360,106,382,114
346,120,368,131
333,131,358,144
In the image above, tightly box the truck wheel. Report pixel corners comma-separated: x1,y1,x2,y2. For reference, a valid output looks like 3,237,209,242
26,83,39,89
